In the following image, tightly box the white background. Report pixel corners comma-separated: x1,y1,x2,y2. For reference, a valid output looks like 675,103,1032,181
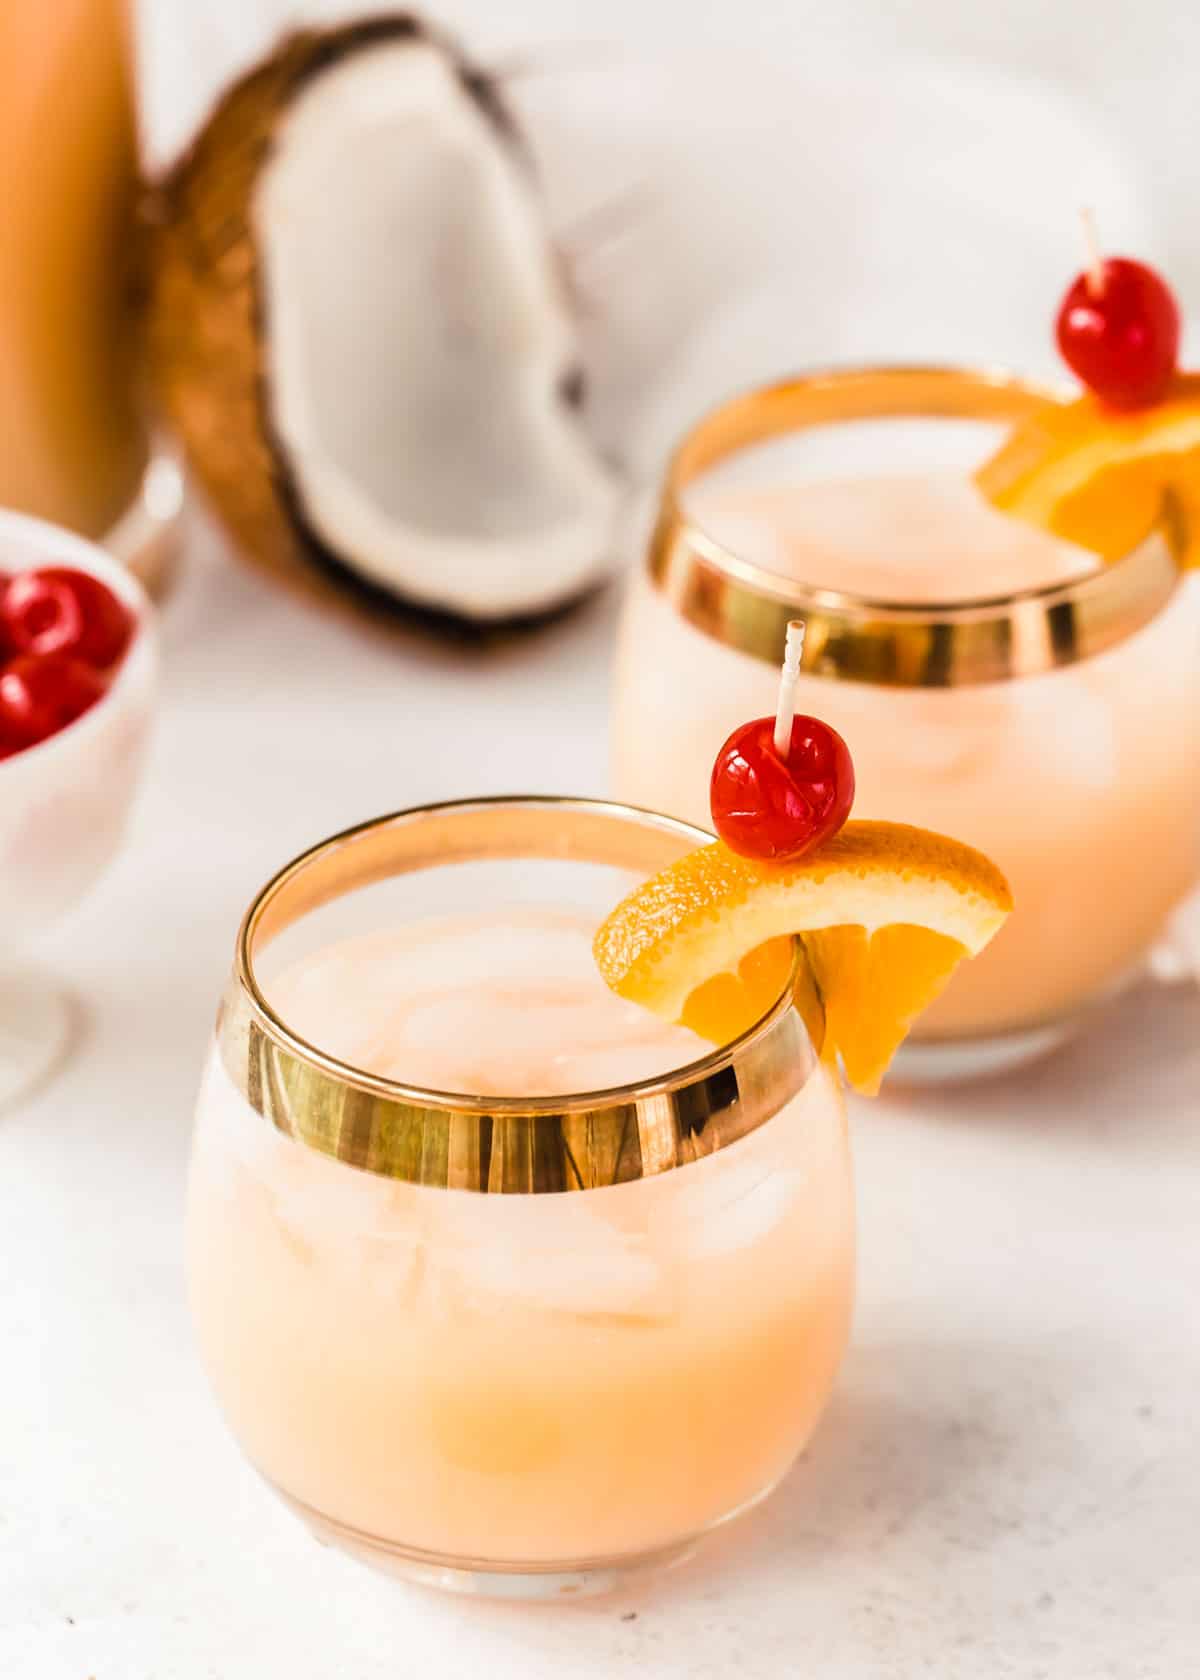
140,0,1200,297
2,5,1199,1677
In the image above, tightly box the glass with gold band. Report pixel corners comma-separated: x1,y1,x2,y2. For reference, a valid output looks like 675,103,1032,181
648,364,1183,687
217,797,825,1191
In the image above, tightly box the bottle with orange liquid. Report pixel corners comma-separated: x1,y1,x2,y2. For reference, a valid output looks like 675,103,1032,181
0,0,153,542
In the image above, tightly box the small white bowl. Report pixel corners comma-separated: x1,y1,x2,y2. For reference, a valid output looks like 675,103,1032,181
0,510,157,1103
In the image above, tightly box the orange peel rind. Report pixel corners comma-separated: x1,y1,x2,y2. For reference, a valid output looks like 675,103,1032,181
975,374,1200,566
594,820,1012,1095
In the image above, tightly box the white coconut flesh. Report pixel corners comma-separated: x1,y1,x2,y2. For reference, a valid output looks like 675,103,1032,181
255,41,623,620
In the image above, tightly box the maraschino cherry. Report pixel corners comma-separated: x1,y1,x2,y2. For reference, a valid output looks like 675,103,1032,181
0,654,107,751
710,621,855,862
0,567,133,671
1055,211,1180,409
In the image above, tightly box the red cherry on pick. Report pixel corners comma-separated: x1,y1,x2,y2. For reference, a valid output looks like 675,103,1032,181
1056,257,1180,409
711,714,855,862
0,654,107,751
1,567,134,670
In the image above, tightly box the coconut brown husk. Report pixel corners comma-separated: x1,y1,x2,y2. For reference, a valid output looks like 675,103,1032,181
140,14,549,639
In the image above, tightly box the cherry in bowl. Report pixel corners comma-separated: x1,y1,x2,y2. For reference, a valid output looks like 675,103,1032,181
1,565,134,673
0,565,136,757
0,655,108,753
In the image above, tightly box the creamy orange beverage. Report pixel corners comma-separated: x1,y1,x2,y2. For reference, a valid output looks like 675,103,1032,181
613,368,1200,1073
189,901,853,1583
0,0,147,535
705,472,1097,601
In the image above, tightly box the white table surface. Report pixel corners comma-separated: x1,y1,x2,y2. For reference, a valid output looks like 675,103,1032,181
2,515,1198,1679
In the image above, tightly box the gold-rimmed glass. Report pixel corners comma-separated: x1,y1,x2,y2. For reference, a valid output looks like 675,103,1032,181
612,365,1200,1080
187,798,854,1596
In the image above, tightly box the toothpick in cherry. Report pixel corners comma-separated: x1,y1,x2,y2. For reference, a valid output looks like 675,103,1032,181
709,620,855,863
1055,209,1181,409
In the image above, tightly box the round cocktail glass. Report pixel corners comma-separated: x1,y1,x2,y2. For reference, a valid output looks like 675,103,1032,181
186,798,853,1597
612,366,1200,1081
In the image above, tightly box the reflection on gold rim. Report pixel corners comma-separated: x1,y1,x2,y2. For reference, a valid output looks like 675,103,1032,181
216,798,825,1191
649,364,1184,686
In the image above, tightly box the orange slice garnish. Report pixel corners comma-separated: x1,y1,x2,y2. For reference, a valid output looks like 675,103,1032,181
594,821,1012,1095
975,374,1200,565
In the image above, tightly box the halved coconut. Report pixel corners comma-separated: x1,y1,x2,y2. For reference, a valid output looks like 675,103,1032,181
142,15,624,627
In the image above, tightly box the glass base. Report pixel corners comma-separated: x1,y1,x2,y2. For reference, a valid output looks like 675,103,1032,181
277,1484,697,1600
0,968,73,1112
102,449,185,602
891,1018,1076,1085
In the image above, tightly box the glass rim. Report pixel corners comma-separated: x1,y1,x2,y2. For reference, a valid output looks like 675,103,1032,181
217,797,823,1189
648,362,1184,686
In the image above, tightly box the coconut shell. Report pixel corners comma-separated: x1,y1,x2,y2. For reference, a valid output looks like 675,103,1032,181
140,14,556,639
